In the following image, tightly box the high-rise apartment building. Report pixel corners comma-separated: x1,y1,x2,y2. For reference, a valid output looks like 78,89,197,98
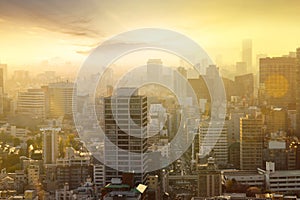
43,129,59,164
240,115,263,170
17,88,46,119
104,88,148,184
259,57,297,108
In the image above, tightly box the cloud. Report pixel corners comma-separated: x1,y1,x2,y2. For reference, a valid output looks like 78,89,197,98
72,41,101,48
0,0,102,38
76,49,94,55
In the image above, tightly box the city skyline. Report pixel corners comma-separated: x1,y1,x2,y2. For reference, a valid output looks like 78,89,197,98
1,0,300,69
1,1,300,199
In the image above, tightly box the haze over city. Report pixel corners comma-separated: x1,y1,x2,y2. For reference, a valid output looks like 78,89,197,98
1,0,300,70
1,1,300,200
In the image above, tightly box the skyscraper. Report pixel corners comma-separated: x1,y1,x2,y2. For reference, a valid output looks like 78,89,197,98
240,115,263,170
242,39,252,72
259,57,297,108
104,88,148,184
296,48,300,137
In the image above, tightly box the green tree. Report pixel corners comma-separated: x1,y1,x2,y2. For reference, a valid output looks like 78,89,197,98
246,187,262,197
58,139,65,158
13,138,20,146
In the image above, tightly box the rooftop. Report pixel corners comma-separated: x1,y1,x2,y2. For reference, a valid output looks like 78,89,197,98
105,183,130,189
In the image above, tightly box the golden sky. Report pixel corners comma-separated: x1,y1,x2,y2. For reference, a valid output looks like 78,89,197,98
0,0,300,70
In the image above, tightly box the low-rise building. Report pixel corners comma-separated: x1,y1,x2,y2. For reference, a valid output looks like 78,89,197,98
222,170,265,188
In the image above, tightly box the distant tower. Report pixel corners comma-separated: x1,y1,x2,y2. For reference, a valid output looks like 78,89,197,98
296,48,300,137
242,39,252,72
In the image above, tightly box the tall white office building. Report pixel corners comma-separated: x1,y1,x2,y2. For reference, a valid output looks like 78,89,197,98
104,88,148,184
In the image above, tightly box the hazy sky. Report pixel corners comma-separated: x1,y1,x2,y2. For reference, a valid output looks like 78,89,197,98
0,0,300,70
